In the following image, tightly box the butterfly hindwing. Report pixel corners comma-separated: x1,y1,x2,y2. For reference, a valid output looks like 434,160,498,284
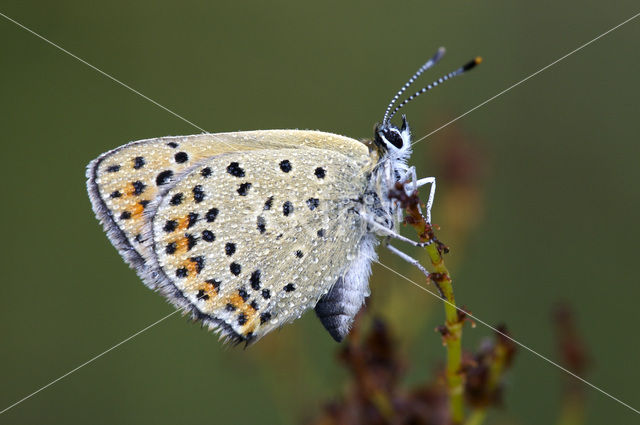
146,147,372,342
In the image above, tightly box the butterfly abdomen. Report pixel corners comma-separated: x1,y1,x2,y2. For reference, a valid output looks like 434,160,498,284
315,233,378,341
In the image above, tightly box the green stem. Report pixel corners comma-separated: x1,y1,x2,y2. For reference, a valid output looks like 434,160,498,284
464,409,487,425
425,242,465,424
556,392,585,425
394,185,466,424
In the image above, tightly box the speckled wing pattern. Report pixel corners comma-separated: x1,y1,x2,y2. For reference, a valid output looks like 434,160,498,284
87,131,376,342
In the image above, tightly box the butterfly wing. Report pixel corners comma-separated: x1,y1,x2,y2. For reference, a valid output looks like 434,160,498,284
86,130,373,284
87,131,375,342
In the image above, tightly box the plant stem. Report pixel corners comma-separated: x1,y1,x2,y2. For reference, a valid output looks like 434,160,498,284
395,184,465,424
426,238,465,424
556,392,585,425
464,409,486,425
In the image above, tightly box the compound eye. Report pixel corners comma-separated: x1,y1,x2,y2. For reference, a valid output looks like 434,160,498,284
383,129,404,149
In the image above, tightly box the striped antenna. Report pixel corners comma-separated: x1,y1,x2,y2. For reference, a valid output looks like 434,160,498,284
386,56,482,123
382,47,446,124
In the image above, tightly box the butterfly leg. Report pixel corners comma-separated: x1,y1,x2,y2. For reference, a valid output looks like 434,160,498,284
412,176,436,223
394,166,421,222
385,240,430,279
398,166,419,193
360,212,428,247
397,167,437,223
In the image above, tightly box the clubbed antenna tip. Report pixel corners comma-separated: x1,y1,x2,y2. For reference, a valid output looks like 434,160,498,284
463,57,483,72
385,54,482,123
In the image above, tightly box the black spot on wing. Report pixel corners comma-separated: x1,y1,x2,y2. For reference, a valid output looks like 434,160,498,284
250,270,261,290
279,160,292,172
206,278,221,291
133,156,145,169
196,289,209,301
237,183,251,196
164,220,177,232
226,162,245,177
260,312,271,324
192,185,205,203
132,180,146,195
186,234,198,250
306,198,319,210
170,193,184,205
264,196,273,210
257,216,266,233
238,288,249,302
174,152,189,163
230,262,241,276
190,256,204,274
282,201,293,216
156,170,173,186
187,212,199,228
206,208,219,222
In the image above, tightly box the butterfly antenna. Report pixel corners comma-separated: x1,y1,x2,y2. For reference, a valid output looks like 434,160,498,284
387,56,482,123
382,47,446,125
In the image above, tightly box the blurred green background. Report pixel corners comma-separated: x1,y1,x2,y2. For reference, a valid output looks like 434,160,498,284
1,1,639,424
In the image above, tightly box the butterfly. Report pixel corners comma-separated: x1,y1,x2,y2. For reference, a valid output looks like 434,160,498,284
86,48,480,344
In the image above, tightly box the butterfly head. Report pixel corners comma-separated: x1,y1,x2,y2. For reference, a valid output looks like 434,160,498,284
373,115,412,160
